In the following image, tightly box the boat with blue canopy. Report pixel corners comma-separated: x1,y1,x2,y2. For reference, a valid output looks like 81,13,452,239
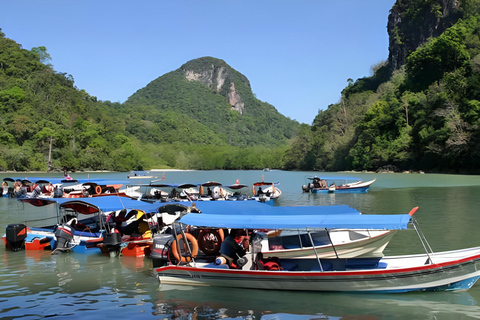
3,196,163,255
155,206,480,293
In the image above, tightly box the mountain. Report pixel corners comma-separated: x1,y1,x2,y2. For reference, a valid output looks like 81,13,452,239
0,31,298,171
123,57,299,148
387,0,464,71
284,0,480,173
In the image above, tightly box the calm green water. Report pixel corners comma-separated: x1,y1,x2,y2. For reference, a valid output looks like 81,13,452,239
2,170,480,319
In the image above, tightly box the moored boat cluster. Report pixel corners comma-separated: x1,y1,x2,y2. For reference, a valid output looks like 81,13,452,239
3,173,480,293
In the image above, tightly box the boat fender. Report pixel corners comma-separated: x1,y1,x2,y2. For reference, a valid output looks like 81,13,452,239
170,233,199,263
215,256,227,265
95,186,102,195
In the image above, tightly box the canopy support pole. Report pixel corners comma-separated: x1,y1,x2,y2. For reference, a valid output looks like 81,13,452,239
307,230,323,272
175,223,195,266
412,218,434,264
297,230,304,248
325,228,339,259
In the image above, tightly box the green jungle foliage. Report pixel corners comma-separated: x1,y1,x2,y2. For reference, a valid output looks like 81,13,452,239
284,6,480,174
0,30,296,172
4,0,480,174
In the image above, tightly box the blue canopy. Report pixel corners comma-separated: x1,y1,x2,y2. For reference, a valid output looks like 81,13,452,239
21,196,162,213
78,179,130,186
308,176,362,181
179,211,412,230
185,201,360,216
3,177,80,184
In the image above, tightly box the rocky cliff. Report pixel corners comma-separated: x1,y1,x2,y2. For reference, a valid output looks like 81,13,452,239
180,57,247,114
387,0,462,71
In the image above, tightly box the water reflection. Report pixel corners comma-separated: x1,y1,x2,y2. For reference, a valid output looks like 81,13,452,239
3,172,480,319
154,285,480,320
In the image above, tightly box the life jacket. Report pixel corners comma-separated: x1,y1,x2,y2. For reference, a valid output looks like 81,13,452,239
255,256,282,271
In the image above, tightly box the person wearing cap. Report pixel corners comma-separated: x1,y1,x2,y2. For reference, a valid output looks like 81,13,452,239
218,229,249,269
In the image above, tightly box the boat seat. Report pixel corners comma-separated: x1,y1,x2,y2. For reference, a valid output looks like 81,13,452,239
310,262,332,271
280,261,298,271
345,258,384,269
25,234,53,242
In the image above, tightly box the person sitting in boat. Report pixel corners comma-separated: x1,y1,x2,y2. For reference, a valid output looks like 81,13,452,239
43,183,54,196
64,171,72,180
312,177,321,188
27,184,42,198
13,179,26,198
257,187,264,195
218,229,249,269
170,188,179,199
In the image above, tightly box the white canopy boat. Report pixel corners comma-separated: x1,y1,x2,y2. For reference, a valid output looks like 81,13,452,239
155,207,480,293
302,176,376,193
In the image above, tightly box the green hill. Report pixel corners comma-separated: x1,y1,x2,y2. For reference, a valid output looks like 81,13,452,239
123,57,299,147
0,31,298,171
284,0,480,174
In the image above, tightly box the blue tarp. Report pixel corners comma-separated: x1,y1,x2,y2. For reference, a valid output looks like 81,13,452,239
2,177,132,186
185,201,360,216
21,196,162,213
3,177,80,184
307,176,362,181
179,211,412,230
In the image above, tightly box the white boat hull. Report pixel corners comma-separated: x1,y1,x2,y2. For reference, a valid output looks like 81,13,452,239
156,246,480,293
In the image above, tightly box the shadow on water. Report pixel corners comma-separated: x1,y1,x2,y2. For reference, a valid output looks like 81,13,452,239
154,284,480,320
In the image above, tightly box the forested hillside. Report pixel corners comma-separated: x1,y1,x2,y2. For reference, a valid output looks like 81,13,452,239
3,0,480,173
0,31,298,172
284,0,480,173
123,57,298,148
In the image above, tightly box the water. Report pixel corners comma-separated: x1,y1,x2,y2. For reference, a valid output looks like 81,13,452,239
2,170,480,319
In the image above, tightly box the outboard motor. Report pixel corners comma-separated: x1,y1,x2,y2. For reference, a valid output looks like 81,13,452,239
53,186,63,198
53,224,74,252
5,224,27,251
150,234,174,268
302,183,311,193
102,231,123,258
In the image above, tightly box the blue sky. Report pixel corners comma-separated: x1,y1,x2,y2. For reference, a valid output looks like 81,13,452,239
2,0,396,124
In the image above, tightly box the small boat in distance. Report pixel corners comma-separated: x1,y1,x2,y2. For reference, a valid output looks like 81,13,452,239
253,176,282,199
127,171,157,179
302,176,376,193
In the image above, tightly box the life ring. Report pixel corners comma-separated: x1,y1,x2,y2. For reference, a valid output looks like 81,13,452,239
95,186,102,195
171,233,198,263
198,229,224,255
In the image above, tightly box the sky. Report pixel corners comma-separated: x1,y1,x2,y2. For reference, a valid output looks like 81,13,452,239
2,0,396,124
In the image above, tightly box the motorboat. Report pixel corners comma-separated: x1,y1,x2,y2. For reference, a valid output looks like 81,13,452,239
127,170,157,179
3,197,161,255
150,201,397,266
3,197,108,254
252,178,282,201
154,207,480,293
302,176,376,193
2,177,80,198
